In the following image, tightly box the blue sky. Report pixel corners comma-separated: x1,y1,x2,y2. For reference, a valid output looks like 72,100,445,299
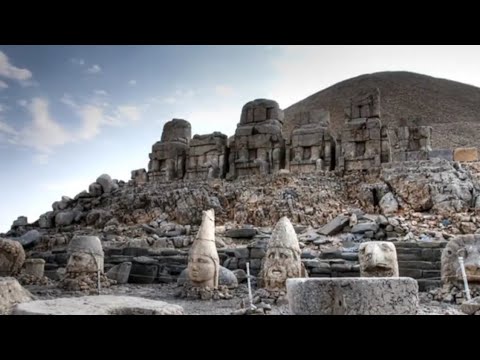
2,45,480,232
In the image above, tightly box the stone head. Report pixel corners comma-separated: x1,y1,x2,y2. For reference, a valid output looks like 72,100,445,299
0,238,25,276
187,209,219,288
359,241,399,277
66,236,104,275
261,217,304,291
442,235,480,285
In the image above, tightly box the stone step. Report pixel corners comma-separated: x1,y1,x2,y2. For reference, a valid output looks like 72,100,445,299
417,279,442,292
398,261,441,270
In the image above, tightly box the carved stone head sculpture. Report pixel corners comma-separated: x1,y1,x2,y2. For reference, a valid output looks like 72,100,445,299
358,241,399,277
442,235,480,285
0,238,25,276
66,236,104,275
260,217,307,291
187,209,219,289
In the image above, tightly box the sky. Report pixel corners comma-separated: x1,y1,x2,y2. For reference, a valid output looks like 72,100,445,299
2,45,480,232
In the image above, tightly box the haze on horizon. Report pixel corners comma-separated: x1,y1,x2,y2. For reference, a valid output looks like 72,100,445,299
2,45,480,232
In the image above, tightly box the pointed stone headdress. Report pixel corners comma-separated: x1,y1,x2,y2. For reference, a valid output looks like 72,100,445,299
189,209,220,287
268,217,301,254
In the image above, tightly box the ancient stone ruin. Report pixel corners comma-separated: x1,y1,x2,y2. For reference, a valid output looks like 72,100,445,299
228,99,285,178
358,241,399,277
147,119,191,182
4,84,480,315
338,89,390,171
186,132,228,180
286,110,336,172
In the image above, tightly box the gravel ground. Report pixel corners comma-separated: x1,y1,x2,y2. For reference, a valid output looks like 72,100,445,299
19,283,463,315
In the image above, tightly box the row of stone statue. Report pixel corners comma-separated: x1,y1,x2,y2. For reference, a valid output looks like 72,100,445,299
131,91,433,184
2,210,477,292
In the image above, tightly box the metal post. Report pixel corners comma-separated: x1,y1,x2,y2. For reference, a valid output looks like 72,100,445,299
246,262,256,310
458,257,471,301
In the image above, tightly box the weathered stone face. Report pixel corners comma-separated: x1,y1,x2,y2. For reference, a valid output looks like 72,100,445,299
260,217,306,291
66,252,98,274
187,209,219,289
148,119,192,182
442,235,480,285
229,99,285,178
0,238,26,276
186,132,228,180
66,236,104,275
188,254,216,287
359,241,399,277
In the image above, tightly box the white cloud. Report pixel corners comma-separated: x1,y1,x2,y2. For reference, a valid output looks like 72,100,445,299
174,106,239,137
128,79,136,86
0,80,8,89
175,89,195,97
32,153,49,165
20,98,72,153
0,120,17,135
60,93,78,108
86,64,102,74
17,99,27,107
76,105,103,140
215,85,235,97
162,97,177,104
0,50,32,81
70,58,85,66
94,89,108,96
117,105,141,122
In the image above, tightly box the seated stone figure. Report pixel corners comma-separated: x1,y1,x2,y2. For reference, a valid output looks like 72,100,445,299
0,238,25,276
259,217,308,292
358,241,399,277
187,209,219,289
442,235,480,285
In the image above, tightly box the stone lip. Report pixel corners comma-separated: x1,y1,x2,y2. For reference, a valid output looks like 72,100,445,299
286,277,418,315
12,295,184,315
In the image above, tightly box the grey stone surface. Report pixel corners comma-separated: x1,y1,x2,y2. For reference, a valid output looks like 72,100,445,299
287,277,418,315
106,262,132,284
225,228,256,238
177,265,238,289
55,211,75,226
430,149,453,161
17,230,41,249
318,215,349,236
0,278,32,314
379,192,399,215
351,223,379,233
12,295,184,315
96,174,113,194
